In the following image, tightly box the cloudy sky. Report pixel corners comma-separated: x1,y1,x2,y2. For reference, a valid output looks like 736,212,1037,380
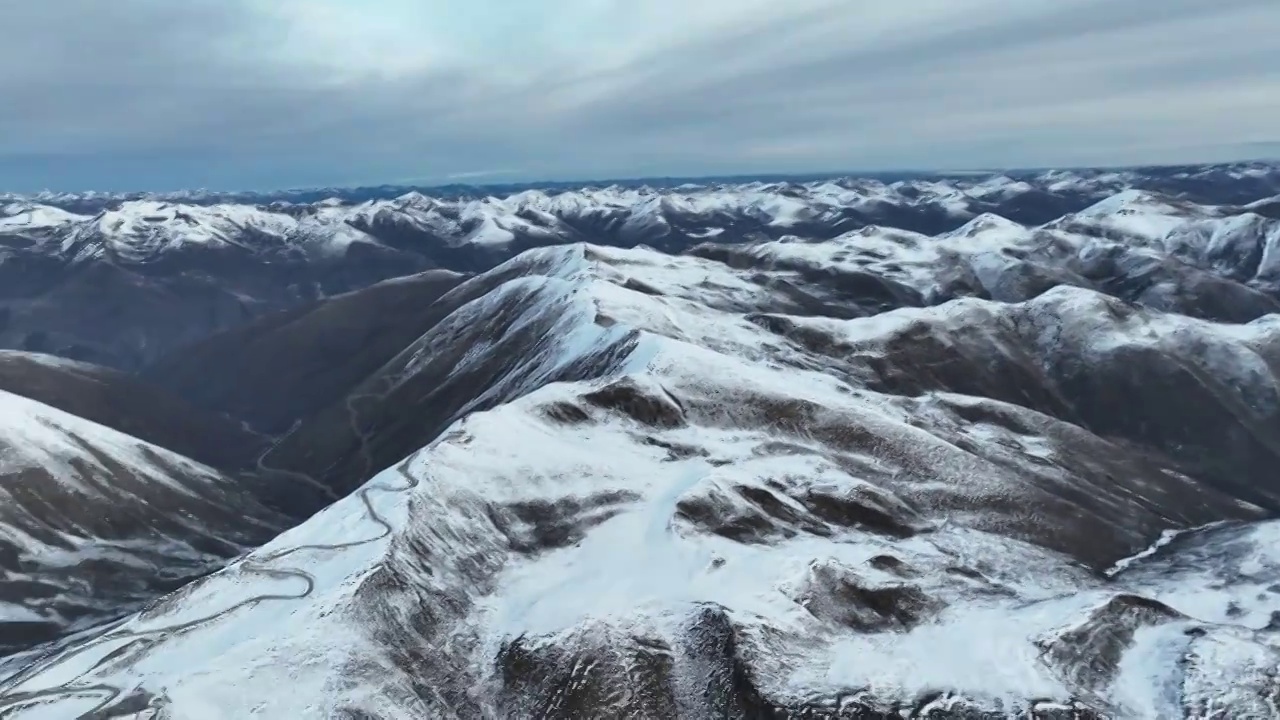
4,0,1279,191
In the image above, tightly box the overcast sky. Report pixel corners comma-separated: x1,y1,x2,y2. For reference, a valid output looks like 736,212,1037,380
4,0,1279,192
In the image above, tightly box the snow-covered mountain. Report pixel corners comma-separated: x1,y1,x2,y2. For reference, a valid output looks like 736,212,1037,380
2,163,1279,371
4,163,1278,270
5,235,1280,717
4,162,1280,717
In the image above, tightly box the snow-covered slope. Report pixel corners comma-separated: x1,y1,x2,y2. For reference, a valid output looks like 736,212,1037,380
7,243,1280,718
0,350,266,471
56,200,386,264
0,204,87,232
0,388,288,658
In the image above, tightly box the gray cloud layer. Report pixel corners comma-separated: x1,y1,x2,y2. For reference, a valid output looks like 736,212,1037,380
4,0,1279,191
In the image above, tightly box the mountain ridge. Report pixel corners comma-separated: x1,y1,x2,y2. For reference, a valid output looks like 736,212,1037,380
4,162,1280,717
8,239,1280,716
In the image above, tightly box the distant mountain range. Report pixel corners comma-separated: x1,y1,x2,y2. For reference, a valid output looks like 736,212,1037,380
4,160,1277,209
3,162,1277,372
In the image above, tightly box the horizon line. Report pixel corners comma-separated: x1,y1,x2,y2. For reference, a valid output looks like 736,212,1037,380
5,156,1277,198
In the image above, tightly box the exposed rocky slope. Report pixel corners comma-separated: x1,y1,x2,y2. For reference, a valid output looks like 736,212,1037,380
0,389,289,659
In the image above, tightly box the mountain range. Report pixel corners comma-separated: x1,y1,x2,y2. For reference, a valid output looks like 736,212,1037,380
4,162,1277,371
1,162,1280,717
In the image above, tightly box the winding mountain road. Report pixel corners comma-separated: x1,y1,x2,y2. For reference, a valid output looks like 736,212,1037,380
0,384,420,718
